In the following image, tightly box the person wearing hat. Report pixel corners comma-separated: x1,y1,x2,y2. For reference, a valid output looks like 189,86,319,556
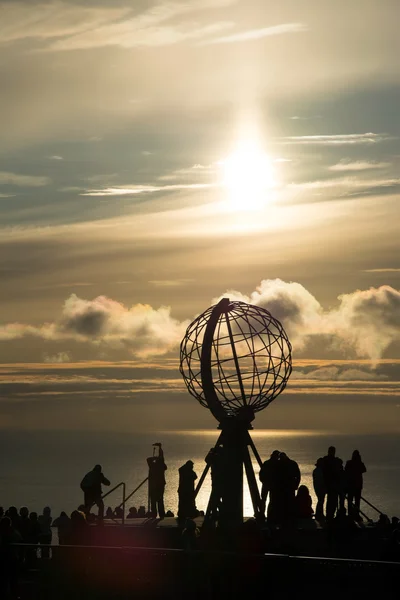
178,460,198,519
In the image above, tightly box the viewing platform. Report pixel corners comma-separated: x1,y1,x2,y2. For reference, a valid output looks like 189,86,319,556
86,515,389,561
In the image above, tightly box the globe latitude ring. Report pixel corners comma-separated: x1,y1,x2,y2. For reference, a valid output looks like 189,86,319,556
179,298,292,425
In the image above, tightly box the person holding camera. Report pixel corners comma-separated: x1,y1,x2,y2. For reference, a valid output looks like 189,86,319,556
147,443,167,519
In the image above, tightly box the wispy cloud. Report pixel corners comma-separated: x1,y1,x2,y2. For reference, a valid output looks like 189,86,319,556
81,183,215,197
158,163,216,182
43,0,236,51
289,177,400,193
291,366,388,382
199,22,306,45
282,133,392,146
329,160,391,172
149,279,195,287
363,268,400,273
0,3,130,44
0,172,50,187
290,115,322,121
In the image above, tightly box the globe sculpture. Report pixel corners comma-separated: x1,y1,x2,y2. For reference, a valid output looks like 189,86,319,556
179,297,292,527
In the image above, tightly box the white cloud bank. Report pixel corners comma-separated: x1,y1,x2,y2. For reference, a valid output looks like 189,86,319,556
216,280,400,363
0,294,188,359
1,282,399,362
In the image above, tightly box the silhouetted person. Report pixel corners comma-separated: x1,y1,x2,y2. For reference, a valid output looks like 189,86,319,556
147,442,167,519
81,464,110,520
53,511,70,546
0,516,22,599
259,450,280,518
127,507,138,519
313,457,326,520
178,460,198,519
6,507,20,533
27,512,41,565
295,485,313,519
105,506,113,519
276,452,301,525
345,450,366,520
68,510,89,545
38,506,52,558
181,518,200,551
114,506,124,518
322,446,343,521
18,506,31,543
137,506,146,518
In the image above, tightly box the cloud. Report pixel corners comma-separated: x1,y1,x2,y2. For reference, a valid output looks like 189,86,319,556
0,294,189,359
0,2,131,44
1,282,399,363
158,163,216,182
41,0,235,51
363,268,400,273
0,172,50,187
329,160,391,172
81,183,215,196
291,366,388,382
290,115,322,121
216,280,400,363
217,279,324,351
48,155,63,161
43,351,71,363
282,133,392,146
199,22,306,45
288,177,400,199
331,286,400,362
149,279,195,287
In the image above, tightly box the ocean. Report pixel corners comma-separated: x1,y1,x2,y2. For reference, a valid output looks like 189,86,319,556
0,429,399,521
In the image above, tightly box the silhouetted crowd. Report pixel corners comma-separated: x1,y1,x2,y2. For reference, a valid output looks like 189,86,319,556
259,445,371,525
1,442,399,598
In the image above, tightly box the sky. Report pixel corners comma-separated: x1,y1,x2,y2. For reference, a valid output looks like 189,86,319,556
0,0,399,434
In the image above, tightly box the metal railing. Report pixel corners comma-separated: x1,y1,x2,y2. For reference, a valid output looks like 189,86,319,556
99,477,150,524
115,476,149,513
361,495,386,517
100,481,126,525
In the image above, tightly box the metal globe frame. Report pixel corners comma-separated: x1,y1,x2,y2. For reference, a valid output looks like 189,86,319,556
179,298,292,527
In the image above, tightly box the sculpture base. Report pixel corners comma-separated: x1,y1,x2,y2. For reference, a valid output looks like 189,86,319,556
195,422,263,529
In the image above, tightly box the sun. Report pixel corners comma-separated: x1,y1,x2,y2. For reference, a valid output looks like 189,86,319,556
221,140,275,211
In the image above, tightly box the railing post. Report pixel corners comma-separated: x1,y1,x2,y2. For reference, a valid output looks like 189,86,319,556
122,483,126,526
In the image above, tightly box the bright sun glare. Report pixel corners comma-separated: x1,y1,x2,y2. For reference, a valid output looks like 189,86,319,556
222,140,275,211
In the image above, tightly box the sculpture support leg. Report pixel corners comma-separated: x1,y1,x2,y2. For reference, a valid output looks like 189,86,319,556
243,444,262,519
204,425,263,528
